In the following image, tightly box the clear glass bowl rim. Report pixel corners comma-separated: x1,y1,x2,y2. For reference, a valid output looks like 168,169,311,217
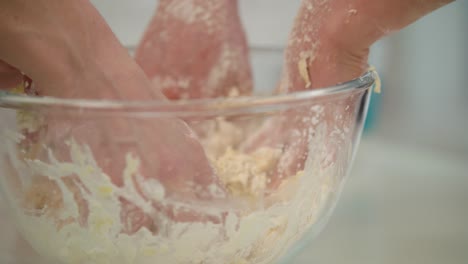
0,69,377,117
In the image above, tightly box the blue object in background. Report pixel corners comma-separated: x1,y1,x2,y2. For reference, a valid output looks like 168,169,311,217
363,77,383,134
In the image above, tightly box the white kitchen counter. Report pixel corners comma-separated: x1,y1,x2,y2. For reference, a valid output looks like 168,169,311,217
2,136,467,263
294,135,468,264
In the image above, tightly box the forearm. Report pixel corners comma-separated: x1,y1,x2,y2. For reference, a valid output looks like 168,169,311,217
322,0,454,50
0,0,135,95
284,0,453,90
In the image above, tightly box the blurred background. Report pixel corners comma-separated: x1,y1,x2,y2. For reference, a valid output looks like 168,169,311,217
1,1,467,263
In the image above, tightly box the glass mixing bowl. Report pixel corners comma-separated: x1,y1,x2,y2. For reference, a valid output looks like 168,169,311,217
0,46,377,264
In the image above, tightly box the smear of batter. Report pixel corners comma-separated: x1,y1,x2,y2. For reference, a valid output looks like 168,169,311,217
0,100,343,264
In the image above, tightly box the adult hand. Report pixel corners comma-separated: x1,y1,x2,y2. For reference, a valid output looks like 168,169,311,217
135,0,253,100
0,0,226,234
244,0,453,188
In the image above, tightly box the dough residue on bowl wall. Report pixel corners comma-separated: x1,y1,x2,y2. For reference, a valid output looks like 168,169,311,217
0,89,341,264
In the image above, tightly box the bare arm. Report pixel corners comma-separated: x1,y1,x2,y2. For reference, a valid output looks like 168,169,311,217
323,0,454,52
0,1,225,230
0,0,158,100
283,0,454,91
